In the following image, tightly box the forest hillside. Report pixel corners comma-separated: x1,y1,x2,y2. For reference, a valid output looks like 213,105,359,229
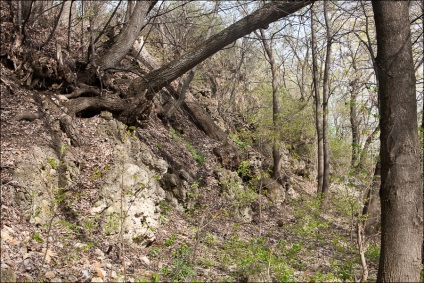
1,1,423,282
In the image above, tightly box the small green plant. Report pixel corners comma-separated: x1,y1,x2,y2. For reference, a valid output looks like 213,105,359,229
81,242,94,251
104,212,120,235
365,243,380,262
149,247,160,257
220,236,295,281
330,258,355,281
162,244,196,281
151,273,160,283
237,160,251,177
165,233,178,247
60,219,80,232
32,232,44,243
160,201,171,215
46,157,57,169
230,133,248,149
198,258,215,268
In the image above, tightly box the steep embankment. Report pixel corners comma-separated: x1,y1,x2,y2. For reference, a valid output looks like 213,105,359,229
0,10,378,283
1,63,379,282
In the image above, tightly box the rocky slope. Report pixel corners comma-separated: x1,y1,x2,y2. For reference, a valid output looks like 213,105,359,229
1,62,379,282
0,4,378,281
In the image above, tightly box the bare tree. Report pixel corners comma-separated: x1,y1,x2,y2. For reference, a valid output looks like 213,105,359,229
321,0,332,204
71,1,313,127
258,28,282,180
310,3,324,195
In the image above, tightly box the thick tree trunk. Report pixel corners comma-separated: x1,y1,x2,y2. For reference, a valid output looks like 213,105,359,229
321,1,332,203
120,0,312,126
71,1,312,129
96,1,153,71
129,1,313,94
310,5,323,195
373,1,423,281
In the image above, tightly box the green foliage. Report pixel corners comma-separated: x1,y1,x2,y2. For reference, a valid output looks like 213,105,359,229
243,83,315,160
220,235,295,282
230,133,249,149
59,219,80,232
31,231,44,243
46,157,57,169
307,271,340,282
160,201,171,215
149,247,160,258
329,128,352,176
365,243,380,262
165,234,178,247
104,212,120,235
162,244,196,281
237,160,251,177
330,258,355,281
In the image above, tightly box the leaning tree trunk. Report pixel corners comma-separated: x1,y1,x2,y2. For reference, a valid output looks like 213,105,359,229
130,1,312,94
95,0,153,71
373,1,423,281
123,0,313,126
68,1,313,128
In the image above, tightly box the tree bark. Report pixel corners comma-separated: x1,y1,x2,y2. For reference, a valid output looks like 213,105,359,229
373,1,423,281
310,4,323,195
362,160,381,236
71,1,312,129
349,78,360,167
259,29,282,180
60,0,72,28
129,1,313,94
321,1,332,203
130,37,228,141
120,0,313,126
164,2,218,119
95,1,153,71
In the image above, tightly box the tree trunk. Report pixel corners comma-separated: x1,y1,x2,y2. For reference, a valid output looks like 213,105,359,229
362,160,381,236
125,0,134,23
121,0,313,126
95,1,153,71
422,95,424,265
310,4,323,195
129,1,313,94
350,78,360,168
71,1,312,128
259,29,282,180
164,68,196,119
373,1,423,281
164,3,218,119
130,37,228,142
321,1,332,202
60,0,73,28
